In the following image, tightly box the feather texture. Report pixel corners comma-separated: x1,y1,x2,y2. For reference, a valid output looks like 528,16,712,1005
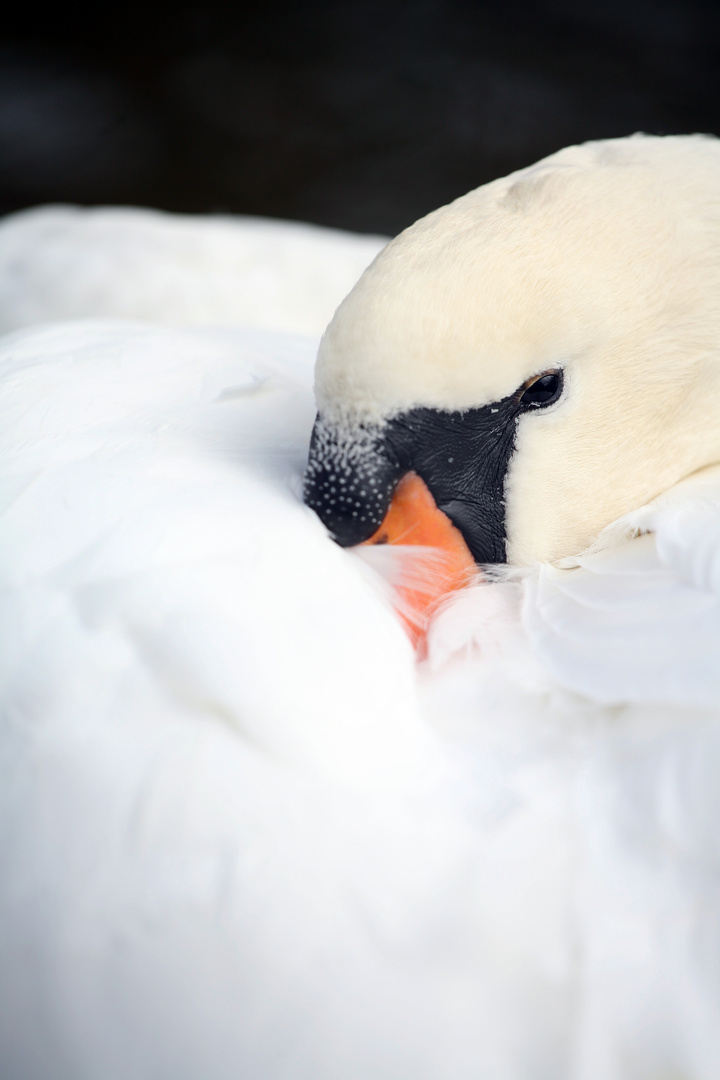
0,207,720,1080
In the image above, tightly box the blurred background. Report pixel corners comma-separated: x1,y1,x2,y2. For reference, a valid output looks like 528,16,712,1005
1,0,718,236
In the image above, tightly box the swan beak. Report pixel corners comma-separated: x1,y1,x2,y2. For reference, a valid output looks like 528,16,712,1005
358,472,478,649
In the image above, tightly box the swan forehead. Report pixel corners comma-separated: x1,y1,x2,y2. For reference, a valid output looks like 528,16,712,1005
315,134,720,424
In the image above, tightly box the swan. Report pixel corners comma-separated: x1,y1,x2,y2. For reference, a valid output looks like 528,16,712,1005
2,134,720,1080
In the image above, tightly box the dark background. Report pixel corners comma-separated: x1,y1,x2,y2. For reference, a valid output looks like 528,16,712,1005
1,0,719,236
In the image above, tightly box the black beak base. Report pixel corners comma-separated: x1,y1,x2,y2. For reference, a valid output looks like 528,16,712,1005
304,395,526,564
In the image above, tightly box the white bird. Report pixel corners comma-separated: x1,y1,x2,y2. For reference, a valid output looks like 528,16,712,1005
2,134,720,1080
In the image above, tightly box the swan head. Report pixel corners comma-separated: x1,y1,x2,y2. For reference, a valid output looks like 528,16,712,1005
305,134,720,569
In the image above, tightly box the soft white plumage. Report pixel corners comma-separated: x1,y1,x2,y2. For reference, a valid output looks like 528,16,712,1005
0,205,387,336
2,149,720,1079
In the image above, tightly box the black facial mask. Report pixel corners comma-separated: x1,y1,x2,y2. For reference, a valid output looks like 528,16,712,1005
304,371,563,564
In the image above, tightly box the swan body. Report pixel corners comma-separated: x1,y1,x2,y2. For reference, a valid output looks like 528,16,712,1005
0,205,387,336
2,141,720,1079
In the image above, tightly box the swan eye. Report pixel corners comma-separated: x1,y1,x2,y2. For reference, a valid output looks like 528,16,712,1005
519,370,562,408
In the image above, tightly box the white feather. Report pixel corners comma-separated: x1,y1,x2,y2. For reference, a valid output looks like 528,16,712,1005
0,206,387,337
1,207,720,1080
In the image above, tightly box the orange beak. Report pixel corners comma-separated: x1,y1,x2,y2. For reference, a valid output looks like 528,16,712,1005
358,472,478,649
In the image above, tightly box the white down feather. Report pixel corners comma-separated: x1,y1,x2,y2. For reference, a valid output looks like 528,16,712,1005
0,207,720,1080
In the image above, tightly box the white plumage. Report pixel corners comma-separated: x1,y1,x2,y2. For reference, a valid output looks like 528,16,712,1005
0,205,387,337
2,161,720,1080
